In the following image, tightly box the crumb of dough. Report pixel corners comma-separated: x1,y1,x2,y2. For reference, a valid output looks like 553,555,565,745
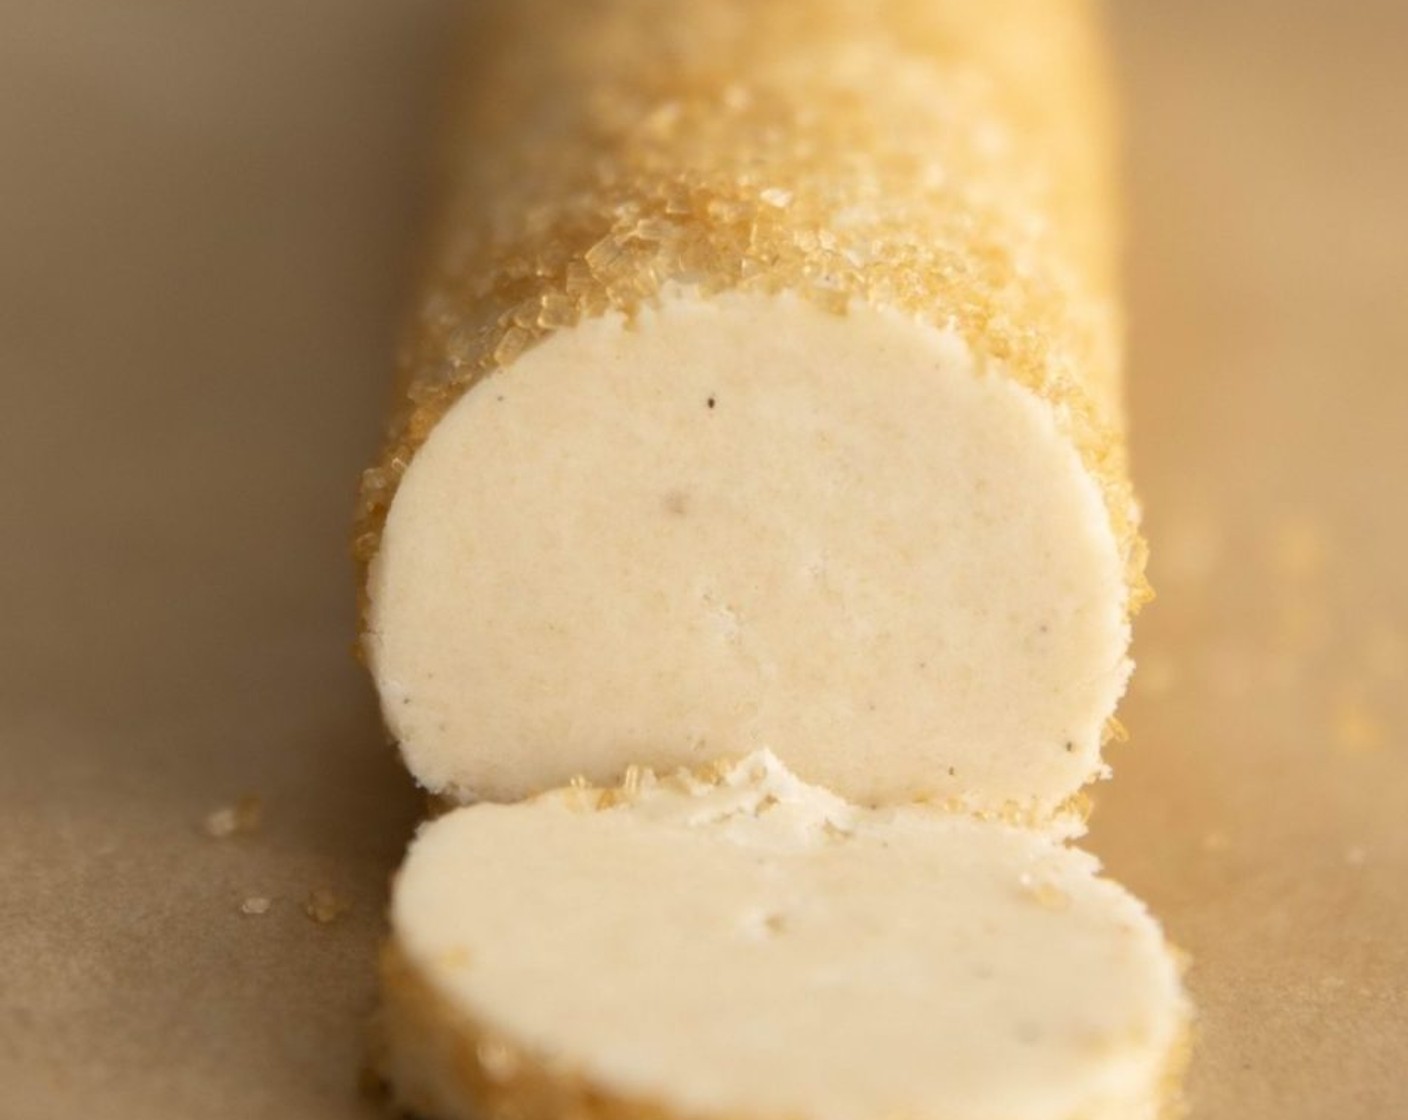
203,794,262,838
241,896,272,916
306,887,351,924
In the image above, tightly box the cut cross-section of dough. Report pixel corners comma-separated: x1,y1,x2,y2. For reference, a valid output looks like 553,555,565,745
365,294,1129,819
381,752,1190,1120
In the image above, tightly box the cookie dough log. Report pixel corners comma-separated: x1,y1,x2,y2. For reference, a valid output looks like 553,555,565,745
358,0,1146,820
379,753,1190,1120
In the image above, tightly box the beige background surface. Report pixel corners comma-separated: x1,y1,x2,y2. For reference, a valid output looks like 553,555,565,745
1,2,1405,1117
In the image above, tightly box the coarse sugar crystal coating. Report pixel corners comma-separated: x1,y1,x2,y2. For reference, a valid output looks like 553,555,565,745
355,0,1145,614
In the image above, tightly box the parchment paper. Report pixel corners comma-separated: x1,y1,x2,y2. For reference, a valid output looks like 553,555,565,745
1,2,1404,1117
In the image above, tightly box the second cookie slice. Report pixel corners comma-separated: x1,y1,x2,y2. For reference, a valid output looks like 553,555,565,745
381,752,1189,1120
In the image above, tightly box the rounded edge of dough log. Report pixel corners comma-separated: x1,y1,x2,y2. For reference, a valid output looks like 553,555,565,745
376,752,1192,1120
364,291,1130,818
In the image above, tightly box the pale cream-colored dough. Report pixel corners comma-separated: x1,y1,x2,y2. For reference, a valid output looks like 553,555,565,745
382,752,1189,1120
365,292,1128,818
